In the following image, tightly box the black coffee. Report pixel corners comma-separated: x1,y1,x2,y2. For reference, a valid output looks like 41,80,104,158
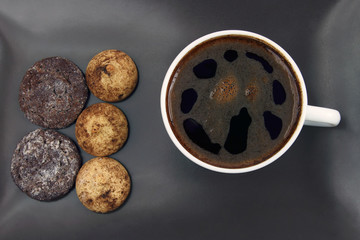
166,35,302,168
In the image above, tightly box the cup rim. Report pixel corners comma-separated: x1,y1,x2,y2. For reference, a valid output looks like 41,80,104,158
160,30,308,173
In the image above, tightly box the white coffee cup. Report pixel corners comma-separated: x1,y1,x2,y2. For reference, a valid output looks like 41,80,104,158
160,30,341,174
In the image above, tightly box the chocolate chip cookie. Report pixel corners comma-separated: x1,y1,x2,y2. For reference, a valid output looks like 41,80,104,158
76,157,131,213
19,56,88,129
86,49,138,102
11,129,81,201
75,103,128,156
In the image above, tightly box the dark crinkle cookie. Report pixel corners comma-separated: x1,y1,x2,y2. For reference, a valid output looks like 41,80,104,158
19,56,88,129
11,129,81,201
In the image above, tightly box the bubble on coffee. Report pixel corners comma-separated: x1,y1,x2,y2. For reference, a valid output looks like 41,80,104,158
224,107,252,154
167,36,302,168
272,80,286,105
224,50,238,62
183,118,221,154
193,59,217,79
181,88,198,114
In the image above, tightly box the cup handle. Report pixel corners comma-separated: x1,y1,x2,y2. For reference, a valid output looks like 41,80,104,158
304,105,341,127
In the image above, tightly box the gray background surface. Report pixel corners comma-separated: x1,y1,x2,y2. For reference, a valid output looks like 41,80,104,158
0,0,359,239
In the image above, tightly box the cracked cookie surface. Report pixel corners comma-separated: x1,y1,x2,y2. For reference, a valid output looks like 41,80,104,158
19,56,88,129
11,129,81,201
86,49,138,102
76,157,131,213
75,103,128,157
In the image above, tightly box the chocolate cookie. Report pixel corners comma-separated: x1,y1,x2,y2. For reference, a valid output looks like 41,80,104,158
76,157,131,213
86,49,138,102
19,56,88,129
75,103,128,157
11,129,81,201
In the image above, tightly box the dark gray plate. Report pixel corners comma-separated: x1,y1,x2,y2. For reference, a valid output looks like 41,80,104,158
1,0,359,239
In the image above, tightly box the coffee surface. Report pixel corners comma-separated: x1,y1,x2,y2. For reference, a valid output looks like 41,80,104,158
167,36,302,168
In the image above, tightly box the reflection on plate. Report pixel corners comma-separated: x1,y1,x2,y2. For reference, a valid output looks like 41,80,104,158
315,0,360,223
